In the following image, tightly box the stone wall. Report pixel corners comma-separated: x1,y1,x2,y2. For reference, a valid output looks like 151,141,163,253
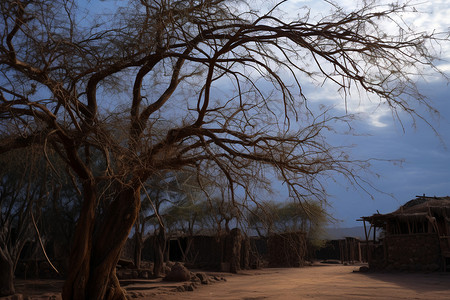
366,242,385,270
384,233,441,271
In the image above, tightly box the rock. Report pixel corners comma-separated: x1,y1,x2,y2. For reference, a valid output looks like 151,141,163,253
174,283,195,292
117,258,135,269
164,265,171,275
359,266,369,273
164,262,191,282
176,286,186,292
139,270,149,279
190,275,201,284
195,272,209,284
195,272,210,284
320,259,341,265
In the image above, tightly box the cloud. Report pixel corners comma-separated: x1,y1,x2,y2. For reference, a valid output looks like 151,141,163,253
312,2,449,128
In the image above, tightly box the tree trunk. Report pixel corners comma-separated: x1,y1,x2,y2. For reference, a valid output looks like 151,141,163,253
153,225,166,277
178,237,193,263
134,238,143,270
62,185,141,300
62,180,97,300
0,252,15,297
164,238,170,262
134,223,143,270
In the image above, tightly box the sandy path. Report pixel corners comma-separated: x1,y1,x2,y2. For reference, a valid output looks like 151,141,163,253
142,265,450,300
11,264,450,299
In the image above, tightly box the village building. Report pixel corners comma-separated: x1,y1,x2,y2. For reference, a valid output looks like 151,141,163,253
118,229,308,278
314,237,364,264
360,195,450,272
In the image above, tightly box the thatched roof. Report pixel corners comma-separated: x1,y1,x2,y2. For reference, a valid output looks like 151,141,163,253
361,195,450,226
394,196,450,215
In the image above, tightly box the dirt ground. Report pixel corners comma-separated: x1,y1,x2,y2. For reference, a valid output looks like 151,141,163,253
11,264,450,300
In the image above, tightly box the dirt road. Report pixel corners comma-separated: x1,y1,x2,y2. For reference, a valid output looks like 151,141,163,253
138,264,450,300
11,264,450,299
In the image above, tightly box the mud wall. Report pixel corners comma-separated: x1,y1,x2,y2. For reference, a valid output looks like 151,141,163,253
127,230,307,271
267,231,307,267
186,235,224,269
384,233,441,271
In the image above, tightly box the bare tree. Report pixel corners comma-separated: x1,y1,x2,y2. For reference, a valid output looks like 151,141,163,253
139,173,182,277
0,147,50,296
0,0,446,299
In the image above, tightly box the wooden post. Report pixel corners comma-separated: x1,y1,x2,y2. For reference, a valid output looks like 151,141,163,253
357,240,362,262
363,220,369,242
362,219,371,264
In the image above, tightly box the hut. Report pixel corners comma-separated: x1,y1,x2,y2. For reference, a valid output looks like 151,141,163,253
359,195,450,272
313,237,363,264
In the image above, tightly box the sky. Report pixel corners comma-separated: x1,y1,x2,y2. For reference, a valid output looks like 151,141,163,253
285,0,450,227
82,0,450,228
326,82,450,227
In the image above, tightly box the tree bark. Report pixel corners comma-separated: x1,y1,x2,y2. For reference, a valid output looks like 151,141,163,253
0,252,15,297
88,186,141,299
134,221,143,270
153,225,166,277
62,179,97,300
179,237,193,263
62,185,141,300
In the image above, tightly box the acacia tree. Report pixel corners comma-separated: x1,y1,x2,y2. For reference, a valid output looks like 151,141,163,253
137,172,189,277
0,0,446,299
161,171,212,263
201,194,241,234
246,200,327,237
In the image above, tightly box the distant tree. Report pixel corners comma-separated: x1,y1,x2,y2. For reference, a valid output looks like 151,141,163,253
164,198,203,263
0,147,49,296
247,200,327,238
134,171,200,275
0,0,446,299
135,174,171,277
200,195,241,234
38,167,83,269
